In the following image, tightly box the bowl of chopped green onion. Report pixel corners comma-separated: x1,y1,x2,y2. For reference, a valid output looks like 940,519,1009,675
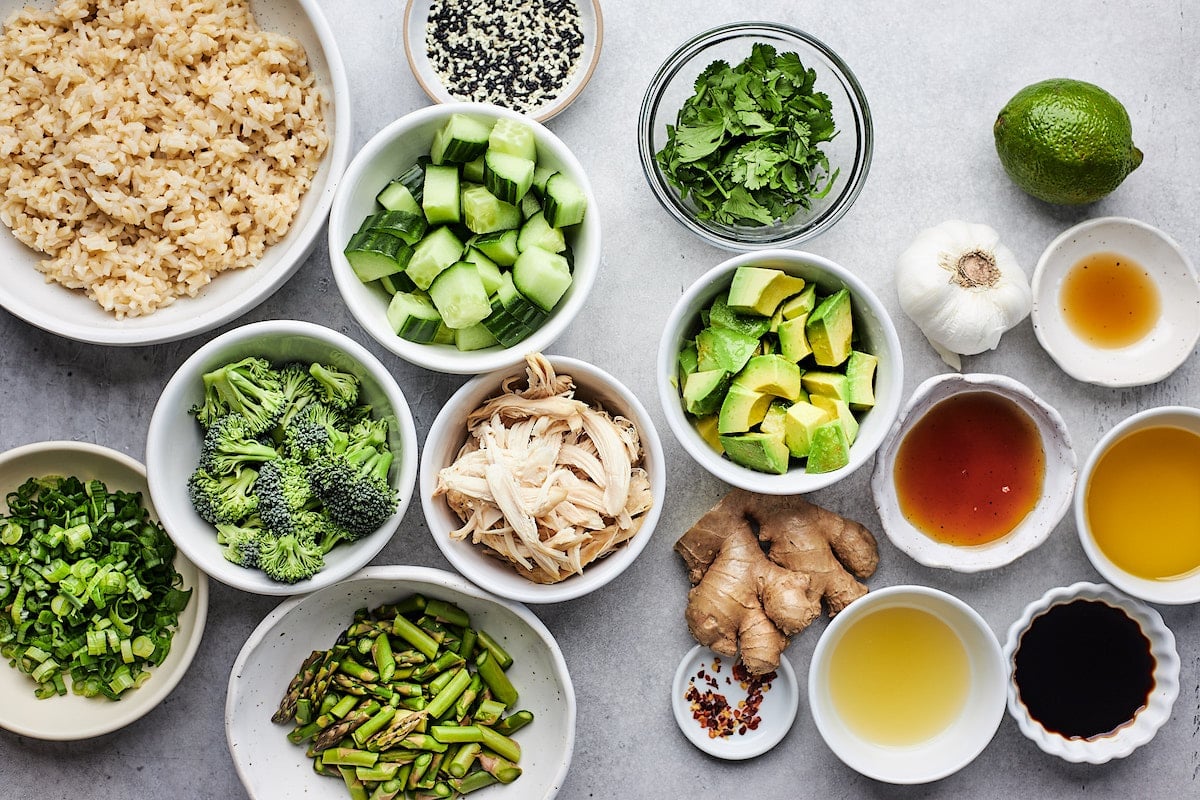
638,21,873,250
226,565,575,799
146,319,419,596
0,440,207,740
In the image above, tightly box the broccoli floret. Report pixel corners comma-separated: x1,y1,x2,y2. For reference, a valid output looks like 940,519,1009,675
308,444,397,537
293,507,361,554
187,465,259,525
199,414,278,476
258,532,324,584
282,402,349,462
308,363,360,411
215,517,269,569
346,416,389,452
270,362,320,440
254,458,318,536
193,357,286,435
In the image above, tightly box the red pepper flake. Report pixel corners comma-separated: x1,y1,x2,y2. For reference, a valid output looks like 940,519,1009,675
684,656,776,738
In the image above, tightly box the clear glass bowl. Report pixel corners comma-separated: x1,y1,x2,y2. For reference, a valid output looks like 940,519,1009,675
638,21,873,251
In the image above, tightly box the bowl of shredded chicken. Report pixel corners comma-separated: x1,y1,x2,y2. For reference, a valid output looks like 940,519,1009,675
421,353,665,603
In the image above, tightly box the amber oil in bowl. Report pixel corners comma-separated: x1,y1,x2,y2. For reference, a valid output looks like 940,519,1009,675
1060,251,1161,348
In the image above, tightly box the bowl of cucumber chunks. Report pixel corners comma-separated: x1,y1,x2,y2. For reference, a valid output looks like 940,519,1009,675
657,250,903,493
329,103,599,374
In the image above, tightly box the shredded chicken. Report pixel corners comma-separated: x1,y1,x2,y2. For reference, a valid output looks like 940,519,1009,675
435,353,655,583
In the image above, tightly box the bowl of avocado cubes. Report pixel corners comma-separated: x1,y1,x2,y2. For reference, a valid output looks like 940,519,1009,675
657,250,903,493
329,102,600,375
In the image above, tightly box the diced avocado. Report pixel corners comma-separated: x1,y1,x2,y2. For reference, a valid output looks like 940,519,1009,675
783,400,832,458
677,343,699,385
801,370,851,401
717,383,773,434
720,431,791,475
810,395,859,445
709,292,772,338
780,284,818,319
694,414,723,454
845,351,878,410
695,326,760,374
760,400,789,437
727,267,808,317
732,354,803,401
683,369,730,416
806,288,854,367
806,420,852,474
777,315,813,362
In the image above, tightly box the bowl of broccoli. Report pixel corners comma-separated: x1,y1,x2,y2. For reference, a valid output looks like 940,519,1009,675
146,320,419,595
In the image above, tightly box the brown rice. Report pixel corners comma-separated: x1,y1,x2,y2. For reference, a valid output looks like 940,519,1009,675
0,0,328,318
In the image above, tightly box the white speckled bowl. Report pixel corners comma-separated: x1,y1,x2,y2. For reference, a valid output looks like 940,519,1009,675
1031,217,1200,387
226,565,575,799
1003,582,1180,764
1075,406,1200,604
870,373,1076,572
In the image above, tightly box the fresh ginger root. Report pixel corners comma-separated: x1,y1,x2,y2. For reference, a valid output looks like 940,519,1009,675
675,488,879,675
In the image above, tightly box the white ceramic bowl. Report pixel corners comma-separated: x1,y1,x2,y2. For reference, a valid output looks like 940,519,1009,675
0,441,208,740
328,103,601,375
226,565,575,799
870,373,1076,572
657,249,903,494
1075,406,1200,604
808,585,1007,784
0,0,350,346
1031,217,1200,387
1003,582,1180,764
145,320,418,595
402,0,603,122
671,645,799,760
420,355,665,603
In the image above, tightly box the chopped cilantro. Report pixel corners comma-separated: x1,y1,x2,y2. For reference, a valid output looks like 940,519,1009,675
655,43,839,227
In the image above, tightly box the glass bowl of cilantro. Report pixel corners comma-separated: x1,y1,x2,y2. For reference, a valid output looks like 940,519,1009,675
638,22,873,250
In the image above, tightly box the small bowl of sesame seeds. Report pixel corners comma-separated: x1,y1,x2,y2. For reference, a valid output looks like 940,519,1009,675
671,645,800,760
404,0,603,122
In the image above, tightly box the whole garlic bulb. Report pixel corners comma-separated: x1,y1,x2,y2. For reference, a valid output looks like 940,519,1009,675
895,220,1031,370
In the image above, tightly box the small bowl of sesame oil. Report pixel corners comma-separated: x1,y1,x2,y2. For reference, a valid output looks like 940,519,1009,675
1031,216,1200,387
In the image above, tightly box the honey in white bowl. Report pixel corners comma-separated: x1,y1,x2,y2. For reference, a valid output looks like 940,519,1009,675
1060,251,1161,348
1086,425,1200,580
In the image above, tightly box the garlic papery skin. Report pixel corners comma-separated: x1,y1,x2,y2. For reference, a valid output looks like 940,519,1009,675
896,220,1032,370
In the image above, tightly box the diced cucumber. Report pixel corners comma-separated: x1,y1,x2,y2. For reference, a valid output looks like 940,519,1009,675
487,117,537,161
460,183,521,234
483,272,548,346
462,155,486,184
463,247,504,294
531,165,556,196
542,172,587,228
428,261,491,330
378,271,417,296
430,113,493,164
517,211,566,253
472,229,520,266
513,247,572,312
364,209,427,245
484,151,535,204
406,226,464,289
454,321,498,351
396,162,426,203
422,164,460,224
432,321,456,345
376,180,422,215
520,191,542,220
344,229,412,282
386,291,443,343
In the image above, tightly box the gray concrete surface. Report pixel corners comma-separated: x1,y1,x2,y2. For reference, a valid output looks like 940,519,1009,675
1,1,1197,797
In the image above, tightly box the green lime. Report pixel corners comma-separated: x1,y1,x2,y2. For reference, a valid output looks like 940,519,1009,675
994,78,1143,205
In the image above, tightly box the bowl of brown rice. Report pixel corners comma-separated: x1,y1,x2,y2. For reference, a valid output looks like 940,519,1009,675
0,0,351,345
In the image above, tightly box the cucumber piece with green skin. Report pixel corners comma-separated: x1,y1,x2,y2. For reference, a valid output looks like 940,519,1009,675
430,113,494,164
423,164,461,224
483,272,548,346
460,183,521,234
463,247,504,295
453,321,498,351
512,247,572,312
483,151,535,205
386,291,443,343
428,261,492,330
487,117,537,161
364,209,427,245
376,180,423,215
542,172,587,228
406,226,464,290
520,191,542,220
344,229,412,282
378,271,417,296
462,155,486,184
516,211,565,254
531,164,556,195
395,161,426,203
472,229,519,266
